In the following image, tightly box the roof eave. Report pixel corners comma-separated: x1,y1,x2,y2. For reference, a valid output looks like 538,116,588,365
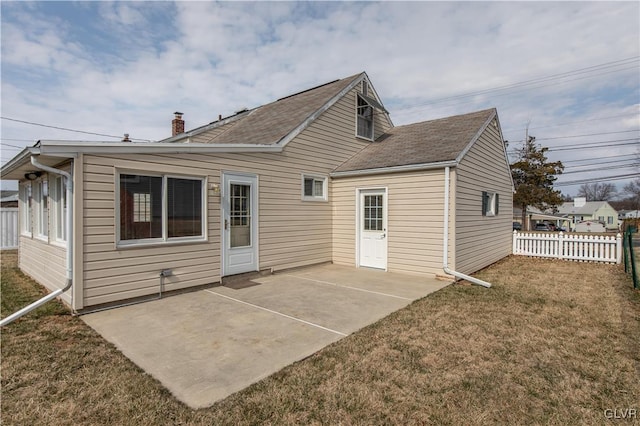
454,108,516,192
35,140,283,156
331,160,457,178
454,109,497,164
0,147,40,179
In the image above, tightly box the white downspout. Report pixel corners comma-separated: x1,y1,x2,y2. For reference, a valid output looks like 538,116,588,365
0,156,73,327
442,166,492,288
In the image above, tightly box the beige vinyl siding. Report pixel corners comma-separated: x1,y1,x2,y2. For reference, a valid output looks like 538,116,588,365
332,170,447,276
82,155,220,307
454,120,513,275
19,231,69,305
81,86,372,307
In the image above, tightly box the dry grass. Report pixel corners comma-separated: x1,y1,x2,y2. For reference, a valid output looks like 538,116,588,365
2,251,639,425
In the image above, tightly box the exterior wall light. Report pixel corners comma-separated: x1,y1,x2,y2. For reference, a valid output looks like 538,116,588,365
24,171,42,180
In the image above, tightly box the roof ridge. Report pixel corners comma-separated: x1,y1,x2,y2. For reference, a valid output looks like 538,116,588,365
391,108,496,131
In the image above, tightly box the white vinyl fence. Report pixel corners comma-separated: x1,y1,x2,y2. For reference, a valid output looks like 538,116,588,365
513,231,622,264
1,208,19,249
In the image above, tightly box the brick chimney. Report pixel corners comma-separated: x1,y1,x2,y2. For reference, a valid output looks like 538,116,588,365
172,112,184,136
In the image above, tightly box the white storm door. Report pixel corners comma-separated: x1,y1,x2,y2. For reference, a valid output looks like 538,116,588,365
222,173,258,276
358,189,387,269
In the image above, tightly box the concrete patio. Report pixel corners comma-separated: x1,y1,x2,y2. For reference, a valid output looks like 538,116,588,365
81,264,449,408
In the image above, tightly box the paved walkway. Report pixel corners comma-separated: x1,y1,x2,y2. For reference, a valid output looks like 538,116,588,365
82,264,449,408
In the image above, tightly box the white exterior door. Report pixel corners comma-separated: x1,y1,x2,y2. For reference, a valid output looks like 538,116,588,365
222,173,258,276
358,189,387,269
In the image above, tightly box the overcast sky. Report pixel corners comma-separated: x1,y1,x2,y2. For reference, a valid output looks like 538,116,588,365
1,1,639,197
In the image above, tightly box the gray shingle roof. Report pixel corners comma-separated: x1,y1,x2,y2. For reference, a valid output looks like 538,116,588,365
175,73,363,145
334,108,495,173
556,201,610,215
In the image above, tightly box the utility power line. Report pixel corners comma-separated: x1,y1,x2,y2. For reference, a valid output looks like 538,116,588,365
397,56,639,111
0,116,153,142
563,159,639,170
0,138,36,142
548,141,638,152
561,164,640,175
535,129,639,141
507,140,638,154
502,112,640,134
562,153,635,164
555,173,640,186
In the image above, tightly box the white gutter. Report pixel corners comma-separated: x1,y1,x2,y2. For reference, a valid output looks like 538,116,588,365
331,160,457,178
0,156,74,326
37,140,283,156
442,166,492,288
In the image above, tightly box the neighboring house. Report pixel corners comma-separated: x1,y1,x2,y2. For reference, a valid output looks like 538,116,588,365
0,190,18,207
619,210,640,219
0,191,19,249
513,207,570,231
1,72,514,312
557,197,619,231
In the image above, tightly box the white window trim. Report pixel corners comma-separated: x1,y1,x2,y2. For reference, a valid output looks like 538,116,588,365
355,94,375,141
301,173,328,202
51,175,67,246
116,170,208,248
19,182,32,236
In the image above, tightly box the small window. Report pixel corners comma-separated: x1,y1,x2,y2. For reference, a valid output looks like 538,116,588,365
356,95,374,140
302,175,327,201
607,216,613,224
482,191,499,217
19,183,32,235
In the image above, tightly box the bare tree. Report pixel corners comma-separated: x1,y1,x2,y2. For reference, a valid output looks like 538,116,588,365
623,178,640,210
577,182,617,201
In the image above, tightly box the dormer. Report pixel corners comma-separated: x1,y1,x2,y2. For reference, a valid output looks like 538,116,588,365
356,79,390,141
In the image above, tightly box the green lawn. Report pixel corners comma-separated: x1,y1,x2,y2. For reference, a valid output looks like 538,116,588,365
2,250,639,425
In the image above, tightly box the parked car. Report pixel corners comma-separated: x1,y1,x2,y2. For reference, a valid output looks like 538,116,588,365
513,222,522,231
534,223,551,231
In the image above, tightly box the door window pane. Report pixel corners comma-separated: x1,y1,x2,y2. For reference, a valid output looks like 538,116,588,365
230,183,250,247
363,195,383,231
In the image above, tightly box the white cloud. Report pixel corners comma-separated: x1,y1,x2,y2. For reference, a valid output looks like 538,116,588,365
1,1,638,194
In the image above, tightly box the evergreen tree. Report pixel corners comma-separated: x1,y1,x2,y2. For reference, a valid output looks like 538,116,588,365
510,136,564,230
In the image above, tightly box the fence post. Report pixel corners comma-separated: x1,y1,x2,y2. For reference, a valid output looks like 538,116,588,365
616,233,622,264
512,230,518,255
628,232,639,290
558,231,564,260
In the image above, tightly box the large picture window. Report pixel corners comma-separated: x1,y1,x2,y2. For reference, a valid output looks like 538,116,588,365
119,173,205,245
